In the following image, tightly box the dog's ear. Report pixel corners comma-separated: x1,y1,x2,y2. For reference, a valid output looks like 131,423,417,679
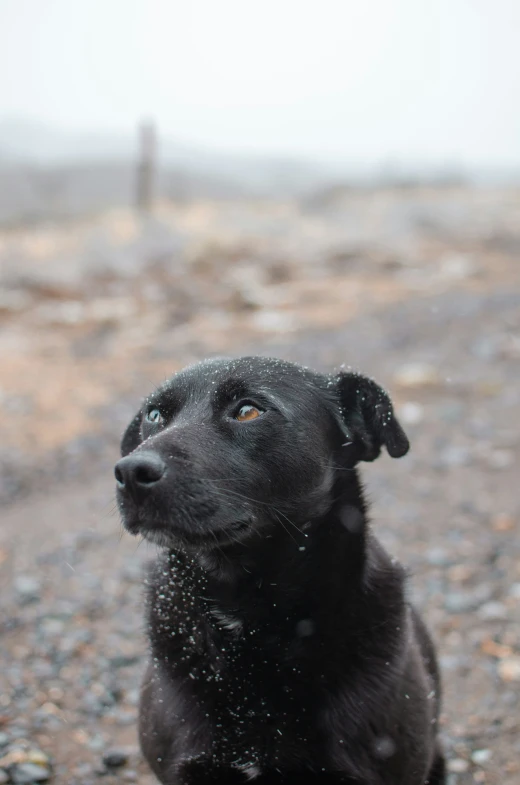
335,371,409,462
120,410,143,457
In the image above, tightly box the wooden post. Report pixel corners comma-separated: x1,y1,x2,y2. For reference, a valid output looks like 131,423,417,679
136,120,157,211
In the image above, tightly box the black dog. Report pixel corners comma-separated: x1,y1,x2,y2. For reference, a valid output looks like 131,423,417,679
115,356,444,784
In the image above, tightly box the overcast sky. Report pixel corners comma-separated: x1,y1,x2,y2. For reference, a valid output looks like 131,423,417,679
1,0,519,168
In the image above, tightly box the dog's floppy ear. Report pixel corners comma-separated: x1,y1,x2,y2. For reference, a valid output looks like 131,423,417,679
335,371,409,462
120,410,143,456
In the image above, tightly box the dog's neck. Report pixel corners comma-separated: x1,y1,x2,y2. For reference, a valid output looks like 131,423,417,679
187,476,371,623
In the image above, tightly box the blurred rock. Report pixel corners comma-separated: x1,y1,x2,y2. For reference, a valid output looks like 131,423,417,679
398,401,424,426
102,749,128,768
438,254,477,282
498,657,520,683
444,586,492,614
14,575,41,604
478,602,508,621
471,749,492,765
393,363,440,389
11,762,52,782
447,758,469,773
487,449,514,470
437,445,472,469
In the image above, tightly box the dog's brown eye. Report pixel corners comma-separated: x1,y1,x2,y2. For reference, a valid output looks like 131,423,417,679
235,404,262,422
147,408,163,424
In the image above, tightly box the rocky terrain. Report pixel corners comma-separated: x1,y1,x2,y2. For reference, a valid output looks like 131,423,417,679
0,186,519,784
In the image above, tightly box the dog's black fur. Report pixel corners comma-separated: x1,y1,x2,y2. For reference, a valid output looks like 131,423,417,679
115,356,444,785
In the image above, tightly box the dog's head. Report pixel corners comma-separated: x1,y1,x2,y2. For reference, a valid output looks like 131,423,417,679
115,356,408,549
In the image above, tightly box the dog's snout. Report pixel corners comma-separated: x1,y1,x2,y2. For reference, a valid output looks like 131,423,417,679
115,452,166,491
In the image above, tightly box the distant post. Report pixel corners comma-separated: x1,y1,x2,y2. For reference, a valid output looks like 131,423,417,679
136,120,157,212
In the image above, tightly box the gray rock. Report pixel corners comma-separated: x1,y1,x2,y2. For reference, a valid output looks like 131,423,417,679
11,762,51,782
102,749,128,768
0,770,9,784
426,548,453,567
437,445,472,469
478,601,508,621
14,575,41,604
471,748,492,764
0,732,8,746
447,757,469,773
444,587,492,614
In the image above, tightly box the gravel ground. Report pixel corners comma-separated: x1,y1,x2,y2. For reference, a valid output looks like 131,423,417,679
0,188,519,784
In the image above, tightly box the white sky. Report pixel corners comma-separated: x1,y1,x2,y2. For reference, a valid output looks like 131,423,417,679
1,0,519,167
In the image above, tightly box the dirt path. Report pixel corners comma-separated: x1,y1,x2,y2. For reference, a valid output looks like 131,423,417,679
1,189,519,784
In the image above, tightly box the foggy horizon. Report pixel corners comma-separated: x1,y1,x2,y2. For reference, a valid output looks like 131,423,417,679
1,0,520,172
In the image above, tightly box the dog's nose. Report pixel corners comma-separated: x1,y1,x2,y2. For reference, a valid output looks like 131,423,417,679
115,452,166,491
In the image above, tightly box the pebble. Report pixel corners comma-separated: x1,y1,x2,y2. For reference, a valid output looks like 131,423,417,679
0,734,8,747
487,449,514,470
27,750,51,767
426,547,452,567
102,749,128,768
11,762,52,782
471,749,492,765
447,757,469,773
13,575,41,604
478,601,508,621
437,445,471,468
491,513,515,532
444,588,491,614
508,583,520,599
398,401,424,426
438,254,476,281
393,362,439,389
0,771,8,784
497,656,520,683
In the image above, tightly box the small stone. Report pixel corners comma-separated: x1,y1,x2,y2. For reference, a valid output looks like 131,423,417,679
508,583,520,599
426,548,452,567
398,401,424,426
447,757,469,773
478,601,508,621
11,762,51,782
72,762,94,777
123,771,138,782
102,749,128,768
438,254,476,281
444,589,489,614
0,770,9,784
87,734,106,752
491,513,515,532
14,575,41,604
109,655,140,669
498,656,520,683
250,310,297,333
393,362,439,389
0,734,8,747
437,445,471,468
487,449,514,470
471,749,492,765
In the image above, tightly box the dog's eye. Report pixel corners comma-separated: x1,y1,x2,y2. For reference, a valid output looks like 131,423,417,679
235,404,263,422
146,408,163,424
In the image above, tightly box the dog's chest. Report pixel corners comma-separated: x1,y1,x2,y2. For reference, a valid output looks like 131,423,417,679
148,555,318,760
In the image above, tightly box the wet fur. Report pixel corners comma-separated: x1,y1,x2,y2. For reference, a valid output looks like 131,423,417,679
116,356,445,784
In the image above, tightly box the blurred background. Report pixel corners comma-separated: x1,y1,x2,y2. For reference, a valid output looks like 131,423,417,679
0,1,519,783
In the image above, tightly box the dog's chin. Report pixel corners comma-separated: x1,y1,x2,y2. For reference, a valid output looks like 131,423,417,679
122,514,254,551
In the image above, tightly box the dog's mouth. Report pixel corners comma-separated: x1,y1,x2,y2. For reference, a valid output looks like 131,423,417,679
121,511,253,551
